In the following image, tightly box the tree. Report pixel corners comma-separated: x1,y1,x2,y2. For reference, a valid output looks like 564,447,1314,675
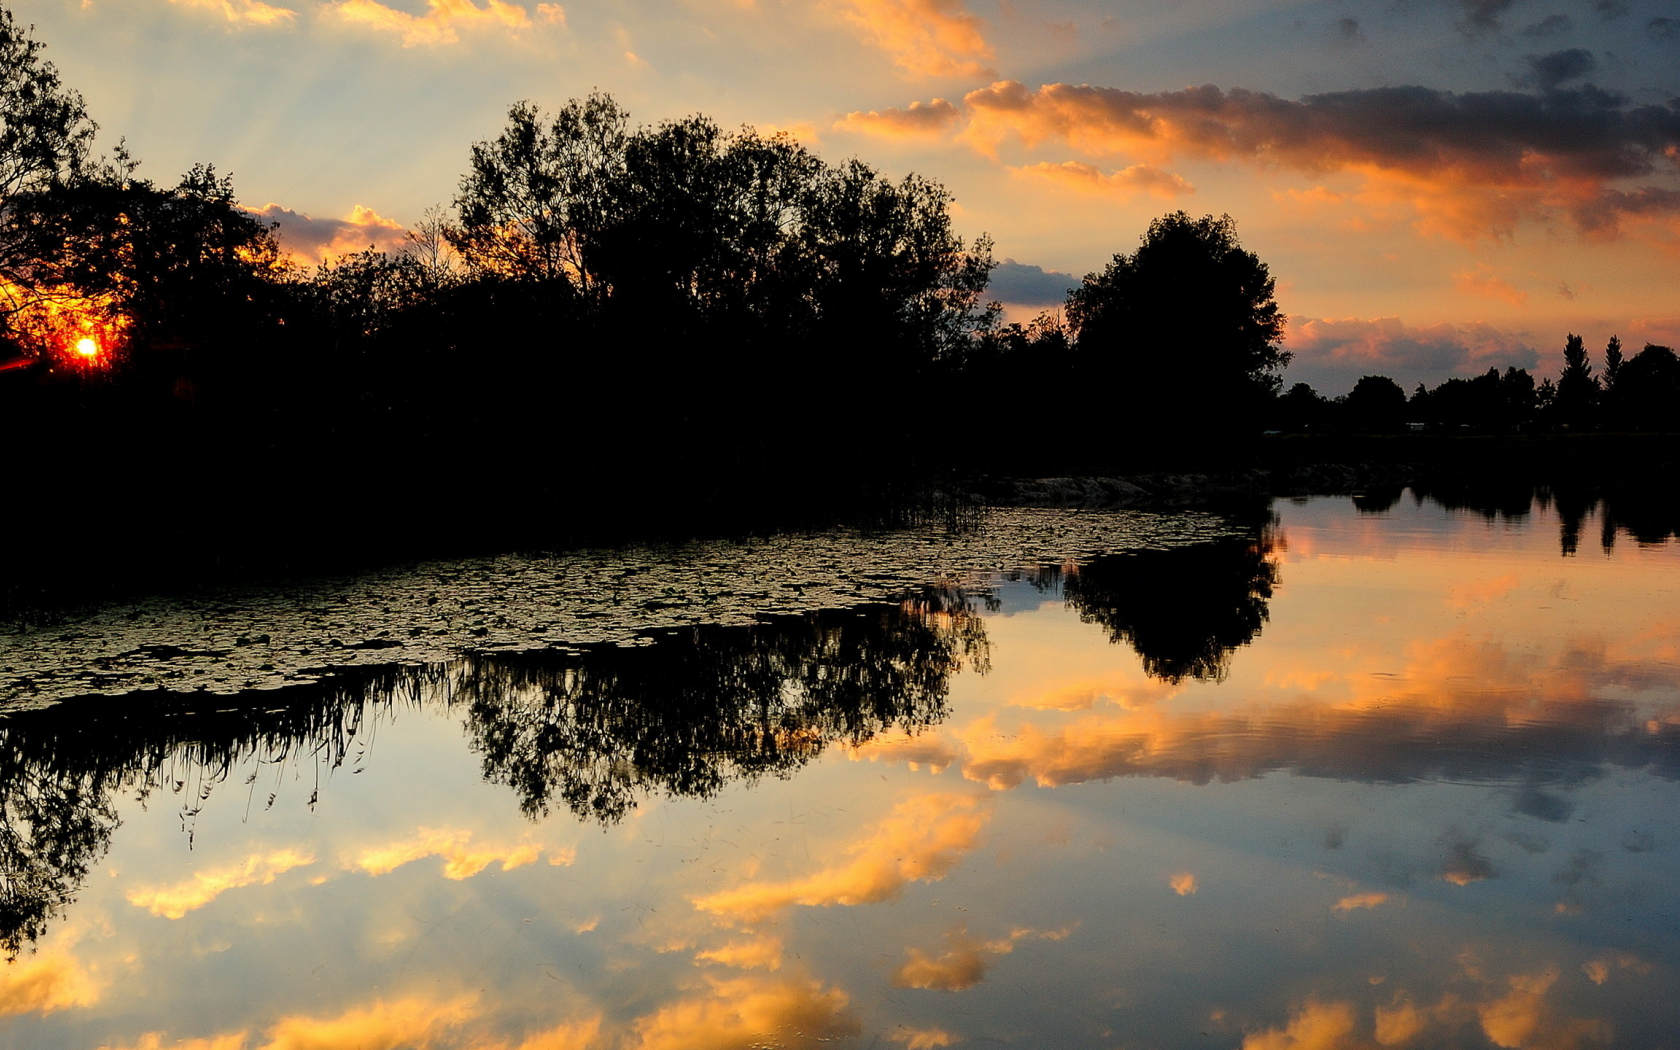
1615,344,1680,431
1065,211,1287,439
1341,374,1408,432
1554,331,1598,426
1601,334,1625,425
0,4,99,346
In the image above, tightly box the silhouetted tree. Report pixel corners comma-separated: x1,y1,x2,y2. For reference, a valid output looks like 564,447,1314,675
1060,534,1279,683
1065,211,1287,441
0,5,100,350
1554,332,1598,426
1615,344,1680,431
1341,374,1408,432
1275,381,1335,431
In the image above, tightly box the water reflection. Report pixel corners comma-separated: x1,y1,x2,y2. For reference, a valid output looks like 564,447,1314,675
1055,531,1278,683
0,592,984,958
4,494,1679,1049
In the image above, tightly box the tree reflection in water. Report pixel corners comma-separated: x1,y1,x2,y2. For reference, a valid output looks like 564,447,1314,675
1041,520,1278,683
0,589,985,957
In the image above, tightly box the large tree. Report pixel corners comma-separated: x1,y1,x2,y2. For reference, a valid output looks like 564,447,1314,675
1065,211,1287,439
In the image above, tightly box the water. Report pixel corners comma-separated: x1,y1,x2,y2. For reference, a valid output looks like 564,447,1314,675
2,494,1677,1049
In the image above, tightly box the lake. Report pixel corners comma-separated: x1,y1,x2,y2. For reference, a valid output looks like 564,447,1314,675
2,492,1677,1050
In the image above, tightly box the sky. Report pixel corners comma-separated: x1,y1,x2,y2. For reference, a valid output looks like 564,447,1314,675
14,0,1680,393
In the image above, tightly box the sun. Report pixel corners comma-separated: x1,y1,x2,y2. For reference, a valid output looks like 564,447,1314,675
75,336,99,357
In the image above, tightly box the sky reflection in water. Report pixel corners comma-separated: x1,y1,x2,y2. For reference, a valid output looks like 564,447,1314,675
3,495,1678,1050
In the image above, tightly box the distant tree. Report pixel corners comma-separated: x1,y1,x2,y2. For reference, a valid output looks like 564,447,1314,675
1601,334,1625,425
1554,332,1598,425
1065,211,1287,439
1341,374,1408,432
1615,344,1680,431
1275,381,1334,431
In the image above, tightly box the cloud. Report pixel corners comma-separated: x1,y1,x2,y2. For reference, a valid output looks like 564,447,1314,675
248,203,409,264
491,1018,603,1050
1523,48,1597,91
838,0,994,78
97,1036,247,1050
0,950,99,1017
169,0,296,26
1650,17,1680,40
1456,0,1519,34
350,827,548,880
951,79,1680,239
1439,833,1497,886
1452,266,1529,305
1332,891,1389,911
889,1028,959,1049
1283,316,1540,393
1169,872,1198,896
695,935,784,971
260,996,478,1050
332,0,531,47
624,975,857,1050
1013,160,1195,199
126,849,314,919
535,3,565,27
1328,17,1363,43
693,793,992,924
836,99,960,138
980,259,1079,308
892,928,1012,990
1241,999,1358,1050
1522,14,1572,38
954,632,1680,792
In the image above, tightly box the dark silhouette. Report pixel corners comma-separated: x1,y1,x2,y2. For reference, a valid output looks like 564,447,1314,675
1340,374,1409,433
1052,529,1280,682
0,594,980,954
1064,212,1288,442
1554,331,1599,426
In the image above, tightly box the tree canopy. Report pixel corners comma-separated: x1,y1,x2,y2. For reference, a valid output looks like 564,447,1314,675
1065,211,1288,438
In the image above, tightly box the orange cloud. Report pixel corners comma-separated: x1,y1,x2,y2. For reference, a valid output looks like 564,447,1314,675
695,935,785,971
126,848,314,919
248,203,409,264
1453,267,1530,305
839,0,993,78
97,1035,247,1050
1170,872,1198,896
889,1026,960,1048
1476,969,1615,1049
350,827,549,880
1333,891,1390,911
1374,997,1425,1045
847,728,959,772
1241,999,1358,1050
693,793,992,923
333,0,531,46
488,1017,602,1050
957,631,1676,792
169,0,296,25
953,79,1680,239
534,3,565,26
623,975,857,1050
1015,160,1195,199
836,99,960,138
0,950,100,1017
260,995,478,1050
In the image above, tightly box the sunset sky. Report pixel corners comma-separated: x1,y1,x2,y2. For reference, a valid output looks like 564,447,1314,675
18,0,1680,392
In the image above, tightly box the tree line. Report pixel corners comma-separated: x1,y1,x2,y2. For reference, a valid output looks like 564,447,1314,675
1273,333,1680,435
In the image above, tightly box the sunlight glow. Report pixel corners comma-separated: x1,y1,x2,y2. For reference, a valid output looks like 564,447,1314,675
75,337,99,358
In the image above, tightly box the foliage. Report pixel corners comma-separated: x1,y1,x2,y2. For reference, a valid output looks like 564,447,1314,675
1065,211,1288,437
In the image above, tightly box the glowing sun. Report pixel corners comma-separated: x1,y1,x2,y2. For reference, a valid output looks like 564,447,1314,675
75,337,99,357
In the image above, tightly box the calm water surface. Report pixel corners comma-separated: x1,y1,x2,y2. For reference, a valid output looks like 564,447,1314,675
4,495,1678,1050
